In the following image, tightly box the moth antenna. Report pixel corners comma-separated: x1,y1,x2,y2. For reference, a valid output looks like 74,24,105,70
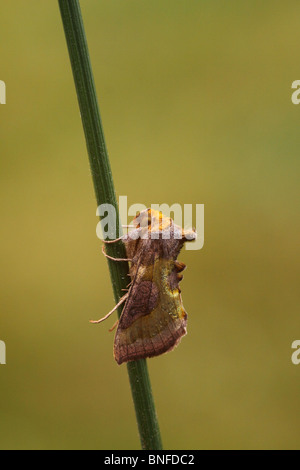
109,319,119,332
102,244,132,262
89,293,128,324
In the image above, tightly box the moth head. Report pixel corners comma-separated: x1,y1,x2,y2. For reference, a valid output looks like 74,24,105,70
131,208,197,242
133,209,172,236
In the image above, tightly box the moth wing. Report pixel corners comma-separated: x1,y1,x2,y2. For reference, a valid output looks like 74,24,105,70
114,255,187,365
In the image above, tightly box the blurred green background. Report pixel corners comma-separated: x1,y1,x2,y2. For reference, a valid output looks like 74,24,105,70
0,0,299,450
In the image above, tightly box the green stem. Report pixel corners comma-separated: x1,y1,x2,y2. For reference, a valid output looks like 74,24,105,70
58,0,162,450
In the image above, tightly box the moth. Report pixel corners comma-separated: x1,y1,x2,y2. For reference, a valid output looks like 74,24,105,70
91,208,196,365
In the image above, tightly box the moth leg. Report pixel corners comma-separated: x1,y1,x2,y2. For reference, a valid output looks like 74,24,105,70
109,319,119,332
121,280,132,292
89,293,128,324
102,235,125,244
102,244,132,262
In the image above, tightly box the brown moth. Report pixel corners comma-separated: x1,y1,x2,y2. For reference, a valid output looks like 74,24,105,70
91,208,196,365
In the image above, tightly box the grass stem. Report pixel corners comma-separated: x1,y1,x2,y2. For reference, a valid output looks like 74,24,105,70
58,0,162,450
